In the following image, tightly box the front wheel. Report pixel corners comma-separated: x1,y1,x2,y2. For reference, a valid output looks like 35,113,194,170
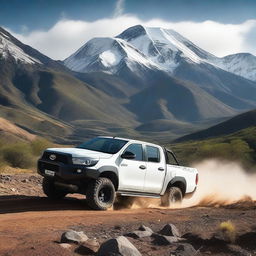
86,177,115,210
161,186,183,207
42,178,68,200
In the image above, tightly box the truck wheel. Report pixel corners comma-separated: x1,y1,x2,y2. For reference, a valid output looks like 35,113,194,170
161,186,183,207
86,177,115,210
42,178,67,200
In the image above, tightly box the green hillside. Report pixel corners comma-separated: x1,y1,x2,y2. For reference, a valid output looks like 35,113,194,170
168,126,256,171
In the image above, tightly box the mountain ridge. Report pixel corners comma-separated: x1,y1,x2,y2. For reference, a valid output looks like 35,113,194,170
175,109,256,142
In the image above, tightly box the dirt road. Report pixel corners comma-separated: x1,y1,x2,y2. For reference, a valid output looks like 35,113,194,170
0,174,256,256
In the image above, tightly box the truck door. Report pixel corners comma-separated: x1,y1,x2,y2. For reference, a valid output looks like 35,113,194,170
118,143,146,192
143,145,166,193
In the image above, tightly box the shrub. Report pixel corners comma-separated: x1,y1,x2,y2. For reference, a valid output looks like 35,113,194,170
30,138,53,156
219,221,236,243
2,144,32,169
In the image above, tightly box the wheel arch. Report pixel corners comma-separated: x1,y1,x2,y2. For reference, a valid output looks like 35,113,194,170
166,176,187,196
99,169,119,191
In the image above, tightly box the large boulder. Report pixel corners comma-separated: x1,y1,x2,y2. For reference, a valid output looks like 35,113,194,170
97,236,142,256
159,224,181,237
61,230,88,244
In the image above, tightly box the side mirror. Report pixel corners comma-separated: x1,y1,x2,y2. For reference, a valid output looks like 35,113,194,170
121,151,136,160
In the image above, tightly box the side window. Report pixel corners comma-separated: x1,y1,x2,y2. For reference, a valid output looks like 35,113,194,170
146,146,160,163
166,151,178,165
123,143,143,161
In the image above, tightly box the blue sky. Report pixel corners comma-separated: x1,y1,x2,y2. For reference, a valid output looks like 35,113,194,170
1,0,256,31
1,0,256,59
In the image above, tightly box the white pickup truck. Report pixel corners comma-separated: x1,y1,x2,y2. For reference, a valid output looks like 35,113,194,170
38,136,198,210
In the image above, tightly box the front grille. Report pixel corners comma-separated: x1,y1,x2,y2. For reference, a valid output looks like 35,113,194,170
42,151,70,164
38,161,59,172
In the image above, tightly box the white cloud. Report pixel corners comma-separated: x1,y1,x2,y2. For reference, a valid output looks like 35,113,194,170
113,0,125,17
9,16,256,60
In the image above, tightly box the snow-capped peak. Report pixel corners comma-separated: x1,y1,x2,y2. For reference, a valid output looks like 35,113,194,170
64,36,158,73
64,24,256,81
0,29,41,65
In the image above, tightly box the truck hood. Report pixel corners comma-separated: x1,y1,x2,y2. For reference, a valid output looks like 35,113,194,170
46,148,113,159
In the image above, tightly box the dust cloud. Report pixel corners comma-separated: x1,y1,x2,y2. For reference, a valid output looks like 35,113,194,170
182,159,256,207
116,159,256,210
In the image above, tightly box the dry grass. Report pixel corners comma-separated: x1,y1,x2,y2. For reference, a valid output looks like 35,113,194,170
0,117,36,141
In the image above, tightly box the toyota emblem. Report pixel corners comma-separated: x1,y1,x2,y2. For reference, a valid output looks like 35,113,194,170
49,154,56,161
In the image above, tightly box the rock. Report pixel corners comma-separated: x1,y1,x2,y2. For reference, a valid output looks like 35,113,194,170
159,224,181,237
59,243,72,249
0,175,11,182
97,236,142,256
172,243,197,256
75,239,100,254
152,234,184,245
126,230,153,239
228,244,251,256
61,230,88,244
138,225,153,233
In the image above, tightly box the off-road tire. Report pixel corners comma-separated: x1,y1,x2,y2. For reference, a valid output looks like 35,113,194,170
161,186,183,207
42,178,67,200
86,177,115,210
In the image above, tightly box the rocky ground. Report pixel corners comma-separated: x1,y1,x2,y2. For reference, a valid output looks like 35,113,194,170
0,174,256,256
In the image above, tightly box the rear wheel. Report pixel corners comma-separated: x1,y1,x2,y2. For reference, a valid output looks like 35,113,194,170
86,177,115,210
161,186,183,207
42,178,68,200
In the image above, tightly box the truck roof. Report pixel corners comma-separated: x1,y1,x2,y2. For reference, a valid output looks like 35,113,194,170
98,136,162,148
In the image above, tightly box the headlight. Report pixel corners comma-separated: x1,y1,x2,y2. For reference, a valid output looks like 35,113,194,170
72,157,99,166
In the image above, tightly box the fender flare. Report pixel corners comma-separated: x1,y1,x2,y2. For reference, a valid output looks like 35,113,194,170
97,166,119,190
162,176,187,196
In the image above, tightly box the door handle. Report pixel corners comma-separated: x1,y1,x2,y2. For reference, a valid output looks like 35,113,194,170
158,167,165,171
139,165,146,170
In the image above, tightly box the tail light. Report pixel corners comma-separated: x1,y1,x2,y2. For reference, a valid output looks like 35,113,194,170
195,173,199,185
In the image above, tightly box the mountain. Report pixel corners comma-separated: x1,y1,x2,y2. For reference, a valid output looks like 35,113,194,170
175,109,256,142
0,27,139,143
211,53,256,82
126,74,235,123
65,25,256,118
1,25,255,144
65,25,256,82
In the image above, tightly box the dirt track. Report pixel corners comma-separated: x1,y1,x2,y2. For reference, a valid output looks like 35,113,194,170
0,174,256,256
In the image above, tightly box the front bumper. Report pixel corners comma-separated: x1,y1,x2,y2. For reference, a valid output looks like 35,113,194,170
37,159,99,180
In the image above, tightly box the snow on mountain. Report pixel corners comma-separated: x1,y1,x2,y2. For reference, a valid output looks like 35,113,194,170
65,25,256,82
212,53,256,81
117,26,206,70
64,36,158,73
0,30,41,64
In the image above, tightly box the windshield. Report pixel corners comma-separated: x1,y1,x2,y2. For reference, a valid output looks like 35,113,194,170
77,137,128,154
